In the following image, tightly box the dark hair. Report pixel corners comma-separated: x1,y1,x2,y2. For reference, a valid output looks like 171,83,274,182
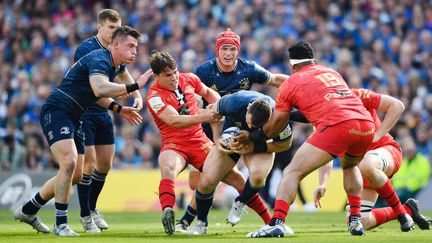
98,9,121,23
149,50,177,75
249,99,272,128
288,41,315,60
112,25,140,41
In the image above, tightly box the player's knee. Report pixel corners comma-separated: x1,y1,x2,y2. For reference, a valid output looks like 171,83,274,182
59,155,78,176
198,176,218,193
249,173,267,187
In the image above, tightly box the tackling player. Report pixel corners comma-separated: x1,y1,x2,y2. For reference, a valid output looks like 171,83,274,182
239,41,375,237
314,89,428,231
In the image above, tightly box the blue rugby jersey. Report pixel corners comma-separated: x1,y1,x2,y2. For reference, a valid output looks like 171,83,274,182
45,49,123,120
74,36,125,114
195,57,270,97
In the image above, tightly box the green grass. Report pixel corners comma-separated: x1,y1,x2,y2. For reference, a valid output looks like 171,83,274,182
0,209,431,242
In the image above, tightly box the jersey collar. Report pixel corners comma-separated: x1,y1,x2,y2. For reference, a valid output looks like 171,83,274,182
215,58,238,74
94,36,105,49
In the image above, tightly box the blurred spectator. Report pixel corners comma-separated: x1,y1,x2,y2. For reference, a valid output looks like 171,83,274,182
0,134,26,170
392,137,431,203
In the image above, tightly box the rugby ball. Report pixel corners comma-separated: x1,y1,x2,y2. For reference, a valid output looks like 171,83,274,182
221,127,240,148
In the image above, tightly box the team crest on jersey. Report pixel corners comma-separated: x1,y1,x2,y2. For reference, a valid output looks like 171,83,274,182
210,85,218,91
235,121,242,127
185,85,194,93
60,126,70,135
48,131,53,140
239,78,250,89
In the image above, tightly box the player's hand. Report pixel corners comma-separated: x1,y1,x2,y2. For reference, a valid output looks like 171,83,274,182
235,130,250,145
119,106,142,125
199,108,221,123
215,138,236,154
231,140,253,154
132,97,143,110
136,69,153,89
313,185,327,208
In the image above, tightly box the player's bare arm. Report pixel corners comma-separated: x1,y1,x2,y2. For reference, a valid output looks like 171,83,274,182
96,97,142,125
198,84,221,105
266,73,289,88
313,161,333,208
115,69,145,110
157,103,219,129
373,95,405,142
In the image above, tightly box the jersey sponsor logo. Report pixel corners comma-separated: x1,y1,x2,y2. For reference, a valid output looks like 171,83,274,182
210,84,218,91
60,126,70,135
148,96,165,113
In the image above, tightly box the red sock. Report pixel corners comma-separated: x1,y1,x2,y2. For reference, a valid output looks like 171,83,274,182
404,205,412,215
376,179,405,215
347,195,361,217
273,199,289,222
246,193,272,224
159,179,175,210
372,207,397,226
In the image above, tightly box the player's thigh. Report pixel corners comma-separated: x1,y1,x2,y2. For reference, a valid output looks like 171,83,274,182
201,146,236,186
158,150,187,178
50,139,79,168
287,142,334,180
243,152,274,179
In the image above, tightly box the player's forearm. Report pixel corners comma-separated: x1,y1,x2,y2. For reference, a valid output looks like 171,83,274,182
95,97,115,109
267,138,292,153
268,73,289,87
202,88,221,104
376,103,404,139
318,161,333,187
94,82,138,98
167,115,206,128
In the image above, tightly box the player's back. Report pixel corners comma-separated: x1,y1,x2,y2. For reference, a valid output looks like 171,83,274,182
277,64,373,127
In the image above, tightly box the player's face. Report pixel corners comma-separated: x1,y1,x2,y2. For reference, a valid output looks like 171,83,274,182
98,19,121,44
113,36,138,64
217,44,238,68
155,68,179,91
245,112,254,129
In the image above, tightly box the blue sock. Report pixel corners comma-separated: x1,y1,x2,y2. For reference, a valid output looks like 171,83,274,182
195,190,214,226
236,178,264,203
180,205,197,225
77,174,91,217
89,170,107,211
22,192,47,215
55,202,68,226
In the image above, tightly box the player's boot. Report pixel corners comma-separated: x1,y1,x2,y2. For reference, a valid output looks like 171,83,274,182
405,198,430,230
226,200,246,226
348,216,365,236
246,224,285,238
14,205,50,233
52,223,80,236
397,213,415,232
174,219,189,233
91,209,109,230
161,207,175,235
80,215,101,233
186,220,207,235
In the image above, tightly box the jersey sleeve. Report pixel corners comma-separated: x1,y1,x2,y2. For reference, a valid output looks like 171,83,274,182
252,62,271,84
74,45,92,62
217,95,233,116
88,57,111,78
147,91,169,116
352,88,381,110
275,81,293,112
195,65,209,86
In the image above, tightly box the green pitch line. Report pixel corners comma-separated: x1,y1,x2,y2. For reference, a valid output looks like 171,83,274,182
0,210,430,243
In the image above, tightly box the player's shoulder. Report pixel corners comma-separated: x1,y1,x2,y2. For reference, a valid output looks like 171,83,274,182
196,59,216,73
180,72,200,81
237,57,257,67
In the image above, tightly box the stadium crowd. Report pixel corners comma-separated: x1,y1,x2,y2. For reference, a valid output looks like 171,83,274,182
0,0,431,196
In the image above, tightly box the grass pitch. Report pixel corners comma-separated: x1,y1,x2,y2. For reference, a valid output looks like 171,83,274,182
0,209,430,242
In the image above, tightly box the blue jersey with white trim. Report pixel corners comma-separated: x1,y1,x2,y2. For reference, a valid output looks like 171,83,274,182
217,90,275,130
195,58,270,97
74,36,125,114
45,48,122,119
